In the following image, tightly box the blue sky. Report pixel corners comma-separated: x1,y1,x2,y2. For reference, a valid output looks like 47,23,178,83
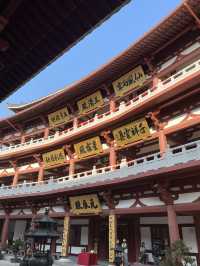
0,0,181,117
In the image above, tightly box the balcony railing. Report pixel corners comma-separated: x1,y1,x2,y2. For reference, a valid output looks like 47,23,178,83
1,58,200,155
0,140,199,198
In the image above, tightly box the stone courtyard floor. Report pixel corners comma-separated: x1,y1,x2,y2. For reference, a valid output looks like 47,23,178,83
0,255,150,266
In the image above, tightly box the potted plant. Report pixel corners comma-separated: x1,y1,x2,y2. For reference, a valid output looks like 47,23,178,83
160,240,195,266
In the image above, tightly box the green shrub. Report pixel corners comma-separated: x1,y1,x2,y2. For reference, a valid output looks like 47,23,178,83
160,240,195,266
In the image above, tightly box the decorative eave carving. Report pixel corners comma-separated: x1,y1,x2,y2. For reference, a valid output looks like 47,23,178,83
102,191,118,210
101,130,114,147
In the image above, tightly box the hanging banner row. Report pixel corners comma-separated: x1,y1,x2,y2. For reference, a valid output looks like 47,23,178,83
42,118,150,167
48,65,145,127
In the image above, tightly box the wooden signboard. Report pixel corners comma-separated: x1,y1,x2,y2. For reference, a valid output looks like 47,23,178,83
61,215,70,257
109,214,117,263
112,65,145,96
48,107,69,127
69,194,102,215
74,136,103,159
77,90,104,114
42,148,65,167
113,118,150,147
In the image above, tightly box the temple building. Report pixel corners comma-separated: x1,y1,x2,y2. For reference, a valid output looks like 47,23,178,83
0,0,200,265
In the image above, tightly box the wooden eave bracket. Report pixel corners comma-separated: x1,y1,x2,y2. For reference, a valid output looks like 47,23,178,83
184,1,200,28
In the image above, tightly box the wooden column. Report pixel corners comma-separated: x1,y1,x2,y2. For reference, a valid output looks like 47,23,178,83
109,96,116,113
101,131,116,169
167,204,180,244
159,184,180,245
61,213,70,257
34,154,44,182
194,216,200,264
148,111,167,156
108,211,117,265
158,125,168,156
44,127,49,139
152,76,160,88
73,117,78,129
1,212,10,249
11,161,19,186
88,218,95,252
38,163,44,182
20,134,26,144
64,145,75,176
51,238,57,255
12,171,19,186
128,217,140,263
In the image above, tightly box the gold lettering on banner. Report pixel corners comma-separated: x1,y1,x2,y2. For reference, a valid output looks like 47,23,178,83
42,148,65,167
112,65,145,96
109,214,117,263
69,194,102,215
77,90,104,114
48,107,69,127
74,136,103,159
61,215,70,257
113,118,150,147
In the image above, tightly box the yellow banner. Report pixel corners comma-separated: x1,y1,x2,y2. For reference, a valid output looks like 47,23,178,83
77,90,104,114
113,118,150,147
112,65,145,96
42,148,65,167
48,107,69,127
70,194,102,215
61,215,70,257
109,214,117,263
74,136,103,159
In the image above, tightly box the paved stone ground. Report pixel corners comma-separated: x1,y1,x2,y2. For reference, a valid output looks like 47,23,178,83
0,255,150,266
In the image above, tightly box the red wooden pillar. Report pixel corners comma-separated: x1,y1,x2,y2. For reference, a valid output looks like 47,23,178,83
69,158,75,176
88,218,95,252
109,96,116,112
51,238,57,255
167,204,180,244
109,143,116,169
73,117,78,129
152,76,160,88
1,213,9,249
44,127,49,139
38,163,44,182
128,217,140,263
12,170,19,186
158,126,168,156
64,145,75,176
21,134,26,144
194,216,200,264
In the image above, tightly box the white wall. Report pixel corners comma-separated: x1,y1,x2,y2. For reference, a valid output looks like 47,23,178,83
80,226,88,246
140,216,194,224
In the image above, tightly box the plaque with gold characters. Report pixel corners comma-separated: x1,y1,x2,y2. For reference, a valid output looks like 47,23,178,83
113,118,150,147
109,214,117,263
61,215,70,257
74,136,103,159
42,148,66,167
48,107,69,127
77,90,104,114
112,65,145,97
69,194,102,215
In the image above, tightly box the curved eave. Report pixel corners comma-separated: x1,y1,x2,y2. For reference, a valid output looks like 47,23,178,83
0,0,199,127
0,0,131,102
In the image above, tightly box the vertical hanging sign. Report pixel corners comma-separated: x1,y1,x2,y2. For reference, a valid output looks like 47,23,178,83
109,214,117,263
61,215,70,257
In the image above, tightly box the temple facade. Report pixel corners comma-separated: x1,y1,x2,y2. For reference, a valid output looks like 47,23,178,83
0,0,200,265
